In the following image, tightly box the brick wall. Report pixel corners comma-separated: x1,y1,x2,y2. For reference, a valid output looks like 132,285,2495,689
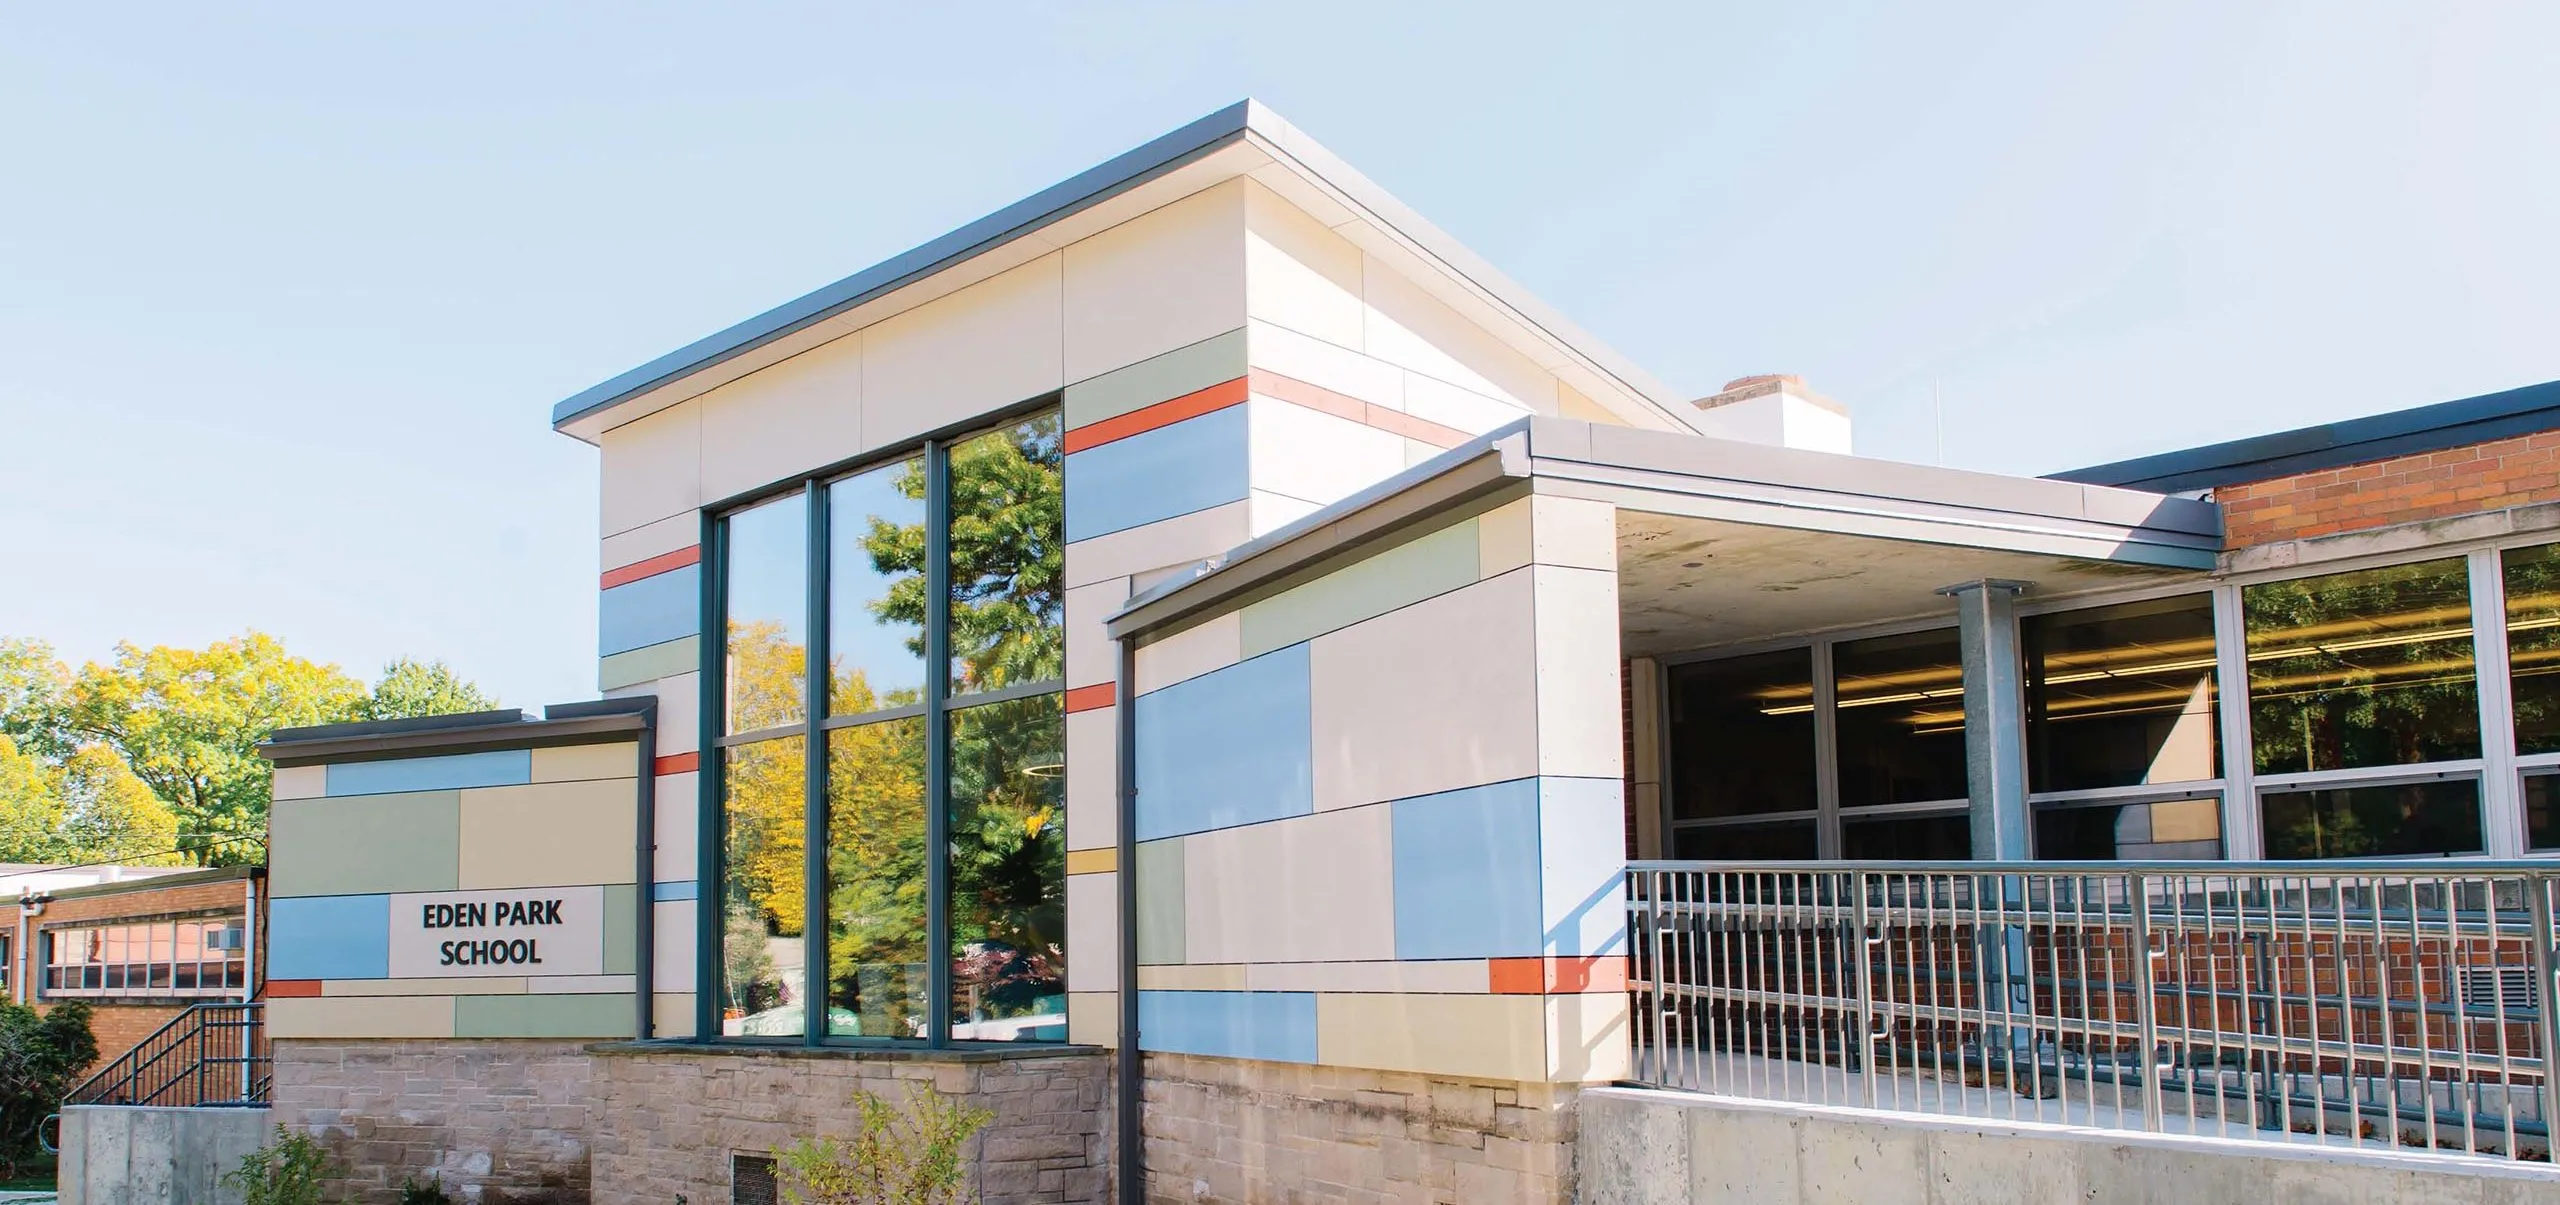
24,874,261,1077
1141,1049,1577,1204
2219,429,2560,547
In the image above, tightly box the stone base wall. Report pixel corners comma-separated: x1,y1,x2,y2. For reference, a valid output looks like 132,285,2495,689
588,1045,1112,1203
271,1039,595,1203
1140,1050,1578,1204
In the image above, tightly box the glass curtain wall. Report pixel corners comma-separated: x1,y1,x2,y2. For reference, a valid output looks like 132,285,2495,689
715,410,1065,1044
2022,594,2222,859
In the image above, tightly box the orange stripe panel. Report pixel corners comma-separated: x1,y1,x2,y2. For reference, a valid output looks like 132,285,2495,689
601,545,702,590
264,980,324,999
1064,682,1116,713
654,752,700,776
1487,955,1630,994
1063,378,1249,453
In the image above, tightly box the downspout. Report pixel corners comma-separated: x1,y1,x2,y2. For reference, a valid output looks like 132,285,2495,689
634,706,658,1040
242,872,258,1004
1114,634,1142,1205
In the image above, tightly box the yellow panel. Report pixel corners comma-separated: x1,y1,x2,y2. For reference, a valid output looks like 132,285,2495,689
1316,993,1545,1081
269,995,455,1040
1241,960,1488,994
458,779,637,888
1476,497,1534,580
1068,991,1117,1047
650,992,696,1040
531,742,639,784
1065,847,1118,875
322,977,524,997
524,975,638,995
1135,964,1247,991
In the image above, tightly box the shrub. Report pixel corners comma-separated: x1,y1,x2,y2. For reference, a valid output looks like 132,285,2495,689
223,1126,329,1205
0,1000,98,1176
777,1088,994,1205
399,1173,453,1204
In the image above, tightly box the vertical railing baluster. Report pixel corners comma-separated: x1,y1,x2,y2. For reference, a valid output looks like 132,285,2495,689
2132,868,2164,1132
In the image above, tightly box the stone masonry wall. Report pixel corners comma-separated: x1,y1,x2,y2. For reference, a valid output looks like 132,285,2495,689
588,1045,1111,1204
1141,1050,1579,1204
272,1038,595,1203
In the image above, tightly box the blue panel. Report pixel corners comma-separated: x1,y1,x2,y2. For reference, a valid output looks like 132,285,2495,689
1391,778,1544,960
267,894,390,980
1063,406,1249,543
652,879,699,902
1138,991,1317,1063
324,750,532,798
599,563,702,657
1133,645,1312,841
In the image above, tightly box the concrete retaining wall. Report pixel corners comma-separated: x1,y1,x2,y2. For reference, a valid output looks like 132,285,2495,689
1578,1087,2560,1204
59,1105,272,1205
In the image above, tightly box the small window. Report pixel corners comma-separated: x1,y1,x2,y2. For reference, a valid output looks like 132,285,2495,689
2023,595,2219,792
1665,649,1818,821
731,1153,779,1205
2260,778,2483,859
41,918,246,1000
2243,559,2479,775
1833,629,1968,808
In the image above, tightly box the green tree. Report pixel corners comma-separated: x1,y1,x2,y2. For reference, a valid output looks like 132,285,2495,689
0,639,73,764
0,737,69,863
66,633,367,865
360,657,498,721
54,744,183,865
0,1000,98,1176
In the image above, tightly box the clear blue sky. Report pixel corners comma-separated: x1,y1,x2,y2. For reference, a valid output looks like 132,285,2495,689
3,2,2554,709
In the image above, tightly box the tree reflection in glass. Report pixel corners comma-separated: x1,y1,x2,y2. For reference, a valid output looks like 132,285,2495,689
721,729,804,1037
947,694,1066,1041
2243,559,2478,775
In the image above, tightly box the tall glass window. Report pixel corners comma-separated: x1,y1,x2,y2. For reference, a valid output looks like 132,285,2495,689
713,408,1065,1045
1663,650,1818,859
2506,543,2560,755
1833,629,1969,807
2243,559,2479,774
2023,596,2219,792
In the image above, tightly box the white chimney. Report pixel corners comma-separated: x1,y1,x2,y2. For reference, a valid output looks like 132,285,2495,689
1688,374,1852,454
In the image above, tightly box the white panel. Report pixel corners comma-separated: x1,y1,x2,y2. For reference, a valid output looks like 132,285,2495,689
1247,320,1402,408
652,899,696,993
1064,871,1119,994
1184,806,1395,964
606,672,700,758
1067,990,1116,1047
653,771,699,883
1309,572,1540,812
1476,497,1534,580
698,330,865,501
1534,566,1624,782
1244,181,1365,348
1063,500,1250,588
271,764,326,802
1134,612,1241,695
1402,371,1533,437
600,402,702,539
1064,577,1130,690
1547,993,1632,1083
1248,398,1406,512
862,253,1064,449
1362,254,1558,411
1064,705,1119,852
1531,495,1619,571
602,513,699,575
1063,182,1248,383
1249,490,1324,537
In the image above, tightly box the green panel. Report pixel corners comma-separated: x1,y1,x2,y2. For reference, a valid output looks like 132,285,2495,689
599,636,698,691
1063,327,1247,428
602,883,637,975
1238,518,1481,657
1135,838,1185,966
454,993,634,1038
267,791,459,897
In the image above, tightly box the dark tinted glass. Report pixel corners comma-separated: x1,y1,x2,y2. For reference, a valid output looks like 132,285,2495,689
947,416,1065,697
2024,596,2219,792
2506,544,2560,754
1835,629,1968,806
1841,812,1971,860
1666,650,1817,820
2260,778,2483,859
2529,772,2560,852
1671,821,1818,860
826,717,928,1038
947,693,1066,1042
2244,559,2478,774
722,734,806,1037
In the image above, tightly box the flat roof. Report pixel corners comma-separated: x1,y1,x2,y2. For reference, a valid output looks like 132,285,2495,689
260,699,655,766
2052,377,2560,493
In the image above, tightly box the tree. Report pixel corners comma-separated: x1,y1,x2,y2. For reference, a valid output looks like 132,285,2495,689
360,657,498,721
0,639,73,765
54,744,183,865
66,633,367,865
0,737,68,863
0,1000,97,1176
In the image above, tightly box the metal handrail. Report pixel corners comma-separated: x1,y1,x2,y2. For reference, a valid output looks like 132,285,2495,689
64,1001,268,1108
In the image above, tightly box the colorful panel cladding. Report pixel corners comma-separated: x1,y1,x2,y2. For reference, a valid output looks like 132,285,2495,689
265,740,654,1040
1121,493,1633,1084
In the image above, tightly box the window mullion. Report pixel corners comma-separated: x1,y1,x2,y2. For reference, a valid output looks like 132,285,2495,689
802,480,829,1045
2473,548,2524,856
923,440,953,1047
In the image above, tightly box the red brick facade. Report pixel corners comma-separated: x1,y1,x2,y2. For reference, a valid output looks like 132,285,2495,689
15,871,263,1075
2218,428,2560,547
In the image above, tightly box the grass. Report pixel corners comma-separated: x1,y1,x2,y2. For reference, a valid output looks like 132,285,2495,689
0,1154,55,1191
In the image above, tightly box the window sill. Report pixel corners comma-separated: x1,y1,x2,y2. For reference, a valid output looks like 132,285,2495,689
584,1039,1103,1064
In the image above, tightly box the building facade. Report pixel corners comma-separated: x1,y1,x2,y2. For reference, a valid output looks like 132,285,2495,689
252,100,2560,1203
6,865,260,1077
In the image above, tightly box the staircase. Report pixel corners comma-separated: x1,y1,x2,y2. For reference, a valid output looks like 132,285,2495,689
64,1002,268,1108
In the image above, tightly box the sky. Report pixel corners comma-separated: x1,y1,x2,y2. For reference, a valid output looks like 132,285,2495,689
2,1,2555,710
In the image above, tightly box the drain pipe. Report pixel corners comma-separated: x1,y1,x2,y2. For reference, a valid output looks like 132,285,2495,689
1114,635,1142,1205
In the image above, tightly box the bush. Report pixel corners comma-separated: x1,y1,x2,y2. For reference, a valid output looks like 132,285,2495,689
398,1173,453,1204
0,1000,98,1176
777,1088,994,1205
223,1126,328,1205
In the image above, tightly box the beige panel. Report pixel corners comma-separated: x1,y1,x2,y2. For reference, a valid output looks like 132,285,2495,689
1557,380,1616,424
601,513,699,574
1064,871,1119,994
1063,706,1118,853
698,329,865,500
1248,397,1407,515
1067,990,1116,1047
270,764,326,802
600,402,702,539
322,977,525,997
1243,181,1364,349
652,899,695,993
1477,497,1533,580
863,253,1064,450
651,991,696,1040
270,995,455,1040
1183,806,1394,964
1064,576,1130,690
654,770,699,884
1247,320,1402,409
1402,371,1533,435
532,741,639,784
607,673,698,758
1063,181,1248,384
1309,572,1539,812
1530,495,1619,571
458,779,638,888
2151,798,2222,844
1547,993,1633,1083
1135,964,1247,991
1063,500,1250,589
1134,611,1240,696
524,974,639,994
1535,566,1625,782
1240,960,1489,994
1361,253,1558,411
1316,993,1546,1081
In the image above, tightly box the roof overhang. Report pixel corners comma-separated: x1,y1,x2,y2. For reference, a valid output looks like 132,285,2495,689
552,101,1705,444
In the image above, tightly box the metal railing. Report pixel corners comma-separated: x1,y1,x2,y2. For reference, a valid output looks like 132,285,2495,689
65,1001,268,1108
1628,860,2560,1162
